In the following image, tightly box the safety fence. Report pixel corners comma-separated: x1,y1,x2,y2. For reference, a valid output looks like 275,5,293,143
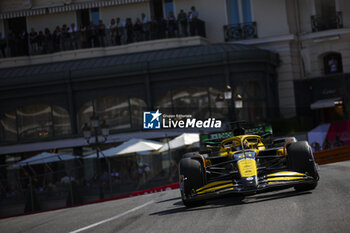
1,145,349,218
0,148,190,218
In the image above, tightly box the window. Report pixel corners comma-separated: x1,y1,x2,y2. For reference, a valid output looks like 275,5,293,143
155,87,228,120
312,0,342,32
225,0,256,41
91,8,100,25
228,0,240,25
241,0,252,23
227,0,252,24
77,96,148,132
77,9,91,28
315,0,336,19
0,104,71,142
17,104,53,139
130,98,148,128
53,106,72,136
323,52,343,74
0,111,17,142
164,0,174,18
95,96,131,130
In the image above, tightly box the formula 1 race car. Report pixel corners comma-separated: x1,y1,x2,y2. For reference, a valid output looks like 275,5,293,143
179,128,319,207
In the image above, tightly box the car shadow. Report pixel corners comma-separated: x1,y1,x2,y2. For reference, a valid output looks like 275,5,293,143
156,197,182,203
149,189,312,216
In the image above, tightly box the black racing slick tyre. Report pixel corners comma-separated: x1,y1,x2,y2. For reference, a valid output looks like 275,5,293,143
182,152,196,159
286,141,319,191
179,158,205,207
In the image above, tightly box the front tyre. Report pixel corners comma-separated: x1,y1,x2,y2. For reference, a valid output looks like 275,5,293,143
179,158,205,207
286,141,319,191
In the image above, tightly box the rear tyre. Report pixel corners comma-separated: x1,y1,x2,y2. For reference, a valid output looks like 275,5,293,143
286,141,319,191
179,158,206,207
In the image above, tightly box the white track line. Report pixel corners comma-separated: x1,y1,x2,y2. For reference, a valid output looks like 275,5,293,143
69,200,155,233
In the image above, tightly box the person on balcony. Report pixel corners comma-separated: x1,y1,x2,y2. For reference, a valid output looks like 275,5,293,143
109,18,117,45
149,16,159,40
43,28,53,54
69,23,79,50
98,20,106,47
159,17,167,39
177,10,188,37
53,26,61,52
167,11,177,38
189,6,199,36
37,31,45,54
29,28,38,55
79,25,87,49
126,18,134,44
141,13,150,41
61,24,70,50
134,18,143,42
87,21,98,48
19,29,29,56
116,17,123,45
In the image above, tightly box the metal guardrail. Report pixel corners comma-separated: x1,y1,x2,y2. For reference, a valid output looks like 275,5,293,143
224,22,257,42
311,11,343,32
314,145,350,165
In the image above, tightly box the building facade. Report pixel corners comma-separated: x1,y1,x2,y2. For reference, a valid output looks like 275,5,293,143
0,0,349,216
0,0,349,155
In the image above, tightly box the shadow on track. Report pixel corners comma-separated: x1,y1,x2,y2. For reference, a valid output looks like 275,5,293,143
150,189,312,216
156,197,181,204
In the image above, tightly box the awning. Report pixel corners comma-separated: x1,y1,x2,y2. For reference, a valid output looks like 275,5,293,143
11,152,78,167
0,0,149,19
159,133,200,152
48,0,149,14
85,138,164,159
0,8,47,19
310,97,342,110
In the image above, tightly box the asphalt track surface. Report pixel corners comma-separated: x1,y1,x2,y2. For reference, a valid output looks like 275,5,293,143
1,161,350,233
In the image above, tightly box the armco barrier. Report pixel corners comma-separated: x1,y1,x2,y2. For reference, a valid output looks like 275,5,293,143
0,182,180,220
314,146,350,165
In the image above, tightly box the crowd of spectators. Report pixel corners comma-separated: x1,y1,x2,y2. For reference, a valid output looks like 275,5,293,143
0,7,205,58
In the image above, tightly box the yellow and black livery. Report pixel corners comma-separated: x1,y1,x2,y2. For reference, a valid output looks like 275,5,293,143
179,132,319,207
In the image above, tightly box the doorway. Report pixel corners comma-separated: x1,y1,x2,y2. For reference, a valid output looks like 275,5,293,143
77,9,91,28
5,17,27,35
151,0,164,21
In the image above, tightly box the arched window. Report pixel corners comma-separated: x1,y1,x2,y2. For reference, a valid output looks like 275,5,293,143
77,96,148,132
0,111,17,142
155,87,228,119
0,104,71,142
323,52,342,74
130,97,148,128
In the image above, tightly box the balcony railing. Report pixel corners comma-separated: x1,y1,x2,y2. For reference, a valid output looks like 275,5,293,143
311,11,343,32
224,22,257,42
0,19,206,59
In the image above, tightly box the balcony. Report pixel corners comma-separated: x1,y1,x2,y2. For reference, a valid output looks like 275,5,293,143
311,11,343,32
0,19,206,60
224,22,257,42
